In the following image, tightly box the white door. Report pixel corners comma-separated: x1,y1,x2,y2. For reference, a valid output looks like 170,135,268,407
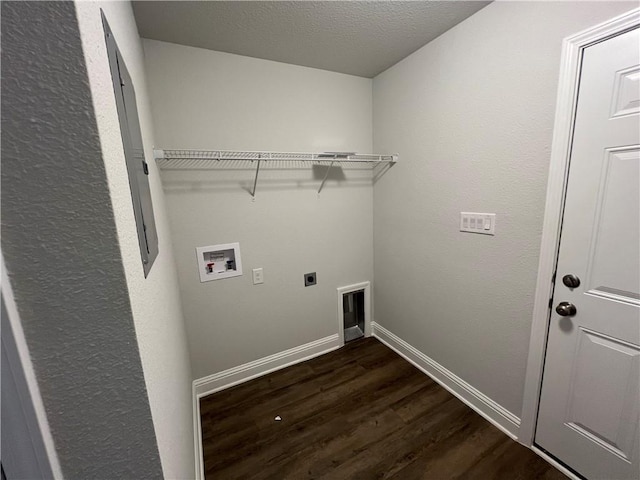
536,27,640,480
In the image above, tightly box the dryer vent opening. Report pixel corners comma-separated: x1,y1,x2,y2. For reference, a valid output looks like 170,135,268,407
343,290,365,343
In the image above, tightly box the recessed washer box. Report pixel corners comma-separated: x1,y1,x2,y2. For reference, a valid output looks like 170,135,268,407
196,242,242,283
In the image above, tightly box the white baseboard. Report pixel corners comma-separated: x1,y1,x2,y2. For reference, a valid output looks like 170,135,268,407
193,334,341,398
372,322,521,439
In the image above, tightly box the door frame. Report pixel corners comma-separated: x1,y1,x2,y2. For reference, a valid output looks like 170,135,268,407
518,7,640,446
1,254,63,478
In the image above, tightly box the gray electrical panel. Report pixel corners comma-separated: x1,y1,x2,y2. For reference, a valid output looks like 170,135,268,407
103,13,158,277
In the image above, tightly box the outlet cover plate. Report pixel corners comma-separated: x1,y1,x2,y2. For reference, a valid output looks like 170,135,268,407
252,268,264,285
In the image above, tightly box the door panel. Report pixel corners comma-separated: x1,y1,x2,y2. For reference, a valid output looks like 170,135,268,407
565,328,639,461
536,27,640,480
586,147,639,304
611,65,640,118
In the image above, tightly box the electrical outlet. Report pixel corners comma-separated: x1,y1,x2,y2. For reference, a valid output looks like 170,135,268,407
252,268,264,285
460,212,496,235
304,272,317,287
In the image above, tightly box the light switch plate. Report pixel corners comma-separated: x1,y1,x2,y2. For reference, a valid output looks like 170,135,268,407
460,212,496,235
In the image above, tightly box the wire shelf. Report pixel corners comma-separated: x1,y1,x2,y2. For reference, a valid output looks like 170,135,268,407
155,149,396,163
154,149,398,197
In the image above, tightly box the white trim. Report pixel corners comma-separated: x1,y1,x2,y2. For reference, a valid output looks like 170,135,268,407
1,254,64,479
192,382,204,480
191,334,341,479
193,334,340,398
519,8,640,446
372,322,521,439
337,281,371,346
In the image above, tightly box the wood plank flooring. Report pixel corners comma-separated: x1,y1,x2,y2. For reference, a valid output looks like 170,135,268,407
200,338,566,479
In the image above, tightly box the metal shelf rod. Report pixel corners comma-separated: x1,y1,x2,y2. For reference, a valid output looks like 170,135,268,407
251,159,261,198
317,160,335,195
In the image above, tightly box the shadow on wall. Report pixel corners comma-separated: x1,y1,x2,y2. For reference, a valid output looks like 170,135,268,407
157,160,394,195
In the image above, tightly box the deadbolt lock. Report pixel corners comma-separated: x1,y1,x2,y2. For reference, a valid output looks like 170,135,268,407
562,274,581,289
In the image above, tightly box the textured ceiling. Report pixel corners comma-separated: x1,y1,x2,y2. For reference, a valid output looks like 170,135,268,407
132,1,491,78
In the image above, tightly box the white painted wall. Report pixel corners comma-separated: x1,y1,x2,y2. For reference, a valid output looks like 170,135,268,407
143,40,373,379
372,1,637,420
75,4,194,478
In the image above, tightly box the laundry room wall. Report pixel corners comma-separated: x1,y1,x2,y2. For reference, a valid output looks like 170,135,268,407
143,39,374,380
372,1,637,426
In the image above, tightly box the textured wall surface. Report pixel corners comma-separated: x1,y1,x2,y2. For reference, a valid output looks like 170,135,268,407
75,3,195,478
143,40,373,379
372,1,638,418
0,2,163,477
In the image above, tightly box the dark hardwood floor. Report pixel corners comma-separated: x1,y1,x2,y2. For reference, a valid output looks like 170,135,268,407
200,337,565,479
